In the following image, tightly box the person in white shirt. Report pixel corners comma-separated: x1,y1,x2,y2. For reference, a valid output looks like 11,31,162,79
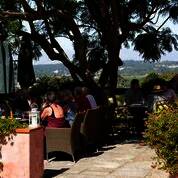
163,81,177,103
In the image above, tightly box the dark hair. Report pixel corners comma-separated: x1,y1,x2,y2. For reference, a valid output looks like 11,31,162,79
130,79,139,87
46,91,56,103
74,87,83,97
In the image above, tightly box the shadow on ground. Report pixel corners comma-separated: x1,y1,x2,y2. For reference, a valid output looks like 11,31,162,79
48,152,74,162
43,168,69,178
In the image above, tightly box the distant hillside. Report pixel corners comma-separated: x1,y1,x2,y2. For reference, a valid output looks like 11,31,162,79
120,60,178,76
34,60,178,77
34,63,70,77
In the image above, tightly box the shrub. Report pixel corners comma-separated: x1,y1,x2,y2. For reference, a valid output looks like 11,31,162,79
0,118,27,144
144,107,178,175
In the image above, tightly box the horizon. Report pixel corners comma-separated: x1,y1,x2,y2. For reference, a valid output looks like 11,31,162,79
34,58,178,66
33,47,178,65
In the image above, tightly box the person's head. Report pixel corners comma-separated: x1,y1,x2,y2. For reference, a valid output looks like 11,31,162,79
81,87,90,95
62,89,74,101
46,91,56,104
130,79,140,90
74,87,83,98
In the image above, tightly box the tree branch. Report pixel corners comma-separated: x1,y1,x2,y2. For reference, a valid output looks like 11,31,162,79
0,11,38,21
18,30,82,76
156,16,170,31
20,0,36,13
56,10,87,68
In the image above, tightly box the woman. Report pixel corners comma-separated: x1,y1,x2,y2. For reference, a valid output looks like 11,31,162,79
40,91,67,128
74,87,91,113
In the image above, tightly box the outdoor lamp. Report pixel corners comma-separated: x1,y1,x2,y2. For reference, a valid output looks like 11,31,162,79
29,108,40,127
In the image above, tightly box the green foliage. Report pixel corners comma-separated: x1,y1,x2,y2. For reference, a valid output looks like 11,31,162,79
30,75,75,96
144,108,178,174
134,28,178,62
0,118,27,144
141,72,177,94
1,0,178,89
141,72,160,93
134,33,161,61
159,72,177,81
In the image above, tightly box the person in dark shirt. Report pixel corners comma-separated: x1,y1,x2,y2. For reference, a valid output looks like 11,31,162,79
40,91,67,128
125,79,144,105
74,87,91,113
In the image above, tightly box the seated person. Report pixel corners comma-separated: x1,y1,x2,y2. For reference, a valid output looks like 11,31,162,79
125,79,144,105
12,89,31,114
62,101,75,127
60,90,77,127
147,84,168,113
61,89,77,113
125,79,146,136
82,87,97,109
40,91,68,128
0,101,11,118
162,81,177,103
74,87,91,113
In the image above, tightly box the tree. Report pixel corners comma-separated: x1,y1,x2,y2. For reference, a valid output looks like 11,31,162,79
0,0,178,91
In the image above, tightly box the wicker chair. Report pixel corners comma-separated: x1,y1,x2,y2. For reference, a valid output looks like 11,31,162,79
45,113,84,162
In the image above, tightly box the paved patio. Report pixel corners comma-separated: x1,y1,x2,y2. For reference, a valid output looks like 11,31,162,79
43,139,169,178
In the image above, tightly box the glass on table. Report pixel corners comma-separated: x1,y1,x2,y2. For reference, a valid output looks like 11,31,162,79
21,111,29,120
13,111,22,120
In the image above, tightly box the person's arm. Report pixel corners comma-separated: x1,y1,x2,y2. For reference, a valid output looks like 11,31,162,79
171,89,177,102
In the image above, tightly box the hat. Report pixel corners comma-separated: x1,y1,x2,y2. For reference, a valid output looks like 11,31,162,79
152,85,164,93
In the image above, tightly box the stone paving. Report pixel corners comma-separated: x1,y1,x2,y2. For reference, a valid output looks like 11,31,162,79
43,139,169,178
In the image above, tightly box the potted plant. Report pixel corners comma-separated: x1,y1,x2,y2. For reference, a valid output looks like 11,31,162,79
0,118,44,178
144,107,178,177
0,118,27,174
0,117,27,142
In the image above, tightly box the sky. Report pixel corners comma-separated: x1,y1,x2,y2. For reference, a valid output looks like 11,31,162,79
34,21,178,65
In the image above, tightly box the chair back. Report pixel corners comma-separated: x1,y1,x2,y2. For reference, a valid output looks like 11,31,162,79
71,112,85,154
82,107,102,145
45,112,85,161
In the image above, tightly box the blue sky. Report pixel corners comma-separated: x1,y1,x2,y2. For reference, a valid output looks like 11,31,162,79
34,21,178,65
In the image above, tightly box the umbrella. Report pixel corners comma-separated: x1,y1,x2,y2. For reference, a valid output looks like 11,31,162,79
0,41,14,94
17,36,36,89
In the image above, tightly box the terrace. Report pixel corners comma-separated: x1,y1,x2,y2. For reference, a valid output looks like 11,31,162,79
44,139,169,178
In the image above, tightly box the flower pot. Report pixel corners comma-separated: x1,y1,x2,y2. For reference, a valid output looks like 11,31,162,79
169,174,178,178
0,127,44,178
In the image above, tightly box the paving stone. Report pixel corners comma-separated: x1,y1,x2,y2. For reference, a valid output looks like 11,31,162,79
92,160,126,169
111,167,151,177
44,142,168,178
56,174,103,178
145,169,169,178
114,154,136,161
46,161,74,169
122,161,152,169
111,161,152,177
65,166,87,174
81,169,111,176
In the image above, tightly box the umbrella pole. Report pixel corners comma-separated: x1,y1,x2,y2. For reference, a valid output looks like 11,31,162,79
1,42,7,94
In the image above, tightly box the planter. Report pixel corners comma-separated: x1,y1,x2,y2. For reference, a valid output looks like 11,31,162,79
169,174,178,178
0,126,44,178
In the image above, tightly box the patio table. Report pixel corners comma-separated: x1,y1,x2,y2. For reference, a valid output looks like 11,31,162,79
127,104,148,135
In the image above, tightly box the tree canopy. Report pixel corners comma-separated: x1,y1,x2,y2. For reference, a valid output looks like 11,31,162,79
0,0,178,89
